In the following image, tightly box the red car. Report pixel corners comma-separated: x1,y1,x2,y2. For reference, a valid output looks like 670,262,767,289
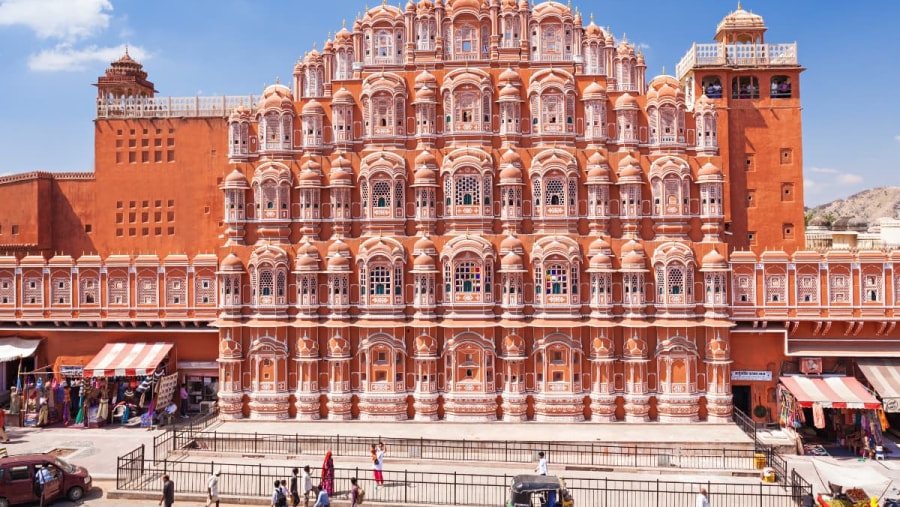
0,453,92,506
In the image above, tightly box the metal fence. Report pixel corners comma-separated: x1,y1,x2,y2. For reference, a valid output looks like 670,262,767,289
152,407,220,462
117,455,808,507
161,430,758,471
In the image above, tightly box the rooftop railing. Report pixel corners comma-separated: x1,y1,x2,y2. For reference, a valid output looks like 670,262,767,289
96,95,257,119
676,42,798,80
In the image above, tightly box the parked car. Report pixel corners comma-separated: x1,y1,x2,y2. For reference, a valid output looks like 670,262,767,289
506,474,574,507
0,453,92,506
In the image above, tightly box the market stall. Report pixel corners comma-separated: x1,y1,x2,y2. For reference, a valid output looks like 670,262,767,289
81,342,175,428
779,375,886,459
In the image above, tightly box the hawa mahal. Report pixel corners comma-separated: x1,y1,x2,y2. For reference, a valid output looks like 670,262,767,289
0,1,893,423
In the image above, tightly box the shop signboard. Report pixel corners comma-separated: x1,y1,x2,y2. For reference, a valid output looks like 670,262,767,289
731,370,772,382
59,366,83,377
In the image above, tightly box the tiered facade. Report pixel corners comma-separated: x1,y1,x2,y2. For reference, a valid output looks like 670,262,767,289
4,1,886,424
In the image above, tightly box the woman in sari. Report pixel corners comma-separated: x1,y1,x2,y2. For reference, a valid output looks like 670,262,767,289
321,450,335,496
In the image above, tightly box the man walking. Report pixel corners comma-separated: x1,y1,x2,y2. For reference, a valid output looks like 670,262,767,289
535,451,549,475
290,467,300,507
301,465,313,507
179,384,190,419
696,487,710,507
0,408,10,443
159,474,175,507
206,469,221,507
312,484,330,507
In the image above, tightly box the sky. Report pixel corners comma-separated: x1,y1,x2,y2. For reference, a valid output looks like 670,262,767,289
0,0,897,207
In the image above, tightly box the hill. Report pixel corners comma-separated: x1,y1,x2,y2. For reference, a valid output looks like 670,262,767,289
806,187,900,226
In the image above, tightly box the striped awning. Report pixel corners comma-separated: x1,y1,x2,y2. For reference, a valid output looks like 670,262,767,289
83,342,173,378
779,375,881,409
856,358,900,412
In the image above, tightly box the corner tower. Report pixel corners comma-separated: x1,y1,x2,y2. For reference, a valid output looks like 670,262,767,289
94,48,158,99
676,3,804,253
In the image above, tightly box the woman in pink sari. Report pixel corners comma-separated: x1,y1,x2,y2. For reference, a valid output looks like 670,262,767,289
320,451,335,496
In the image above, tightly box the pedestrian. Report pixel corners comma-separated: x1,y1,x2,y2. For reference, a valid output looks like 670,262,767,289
35,463,53,507
206,468,221,507
696,486,710,507
321,451,335,496
158,474,175,507
301,465,314,507
370,444,379,486
313,484,331,507
374,441,386,488
179,384,189,419
0,408,9,443
535,451,549,475
349,477,360,507
290,467,300,507
37,394,49,426
271,479,288,507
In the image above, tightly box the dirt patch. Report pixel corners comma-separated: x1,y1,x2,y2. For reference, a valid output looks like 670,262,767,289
47,448,77,457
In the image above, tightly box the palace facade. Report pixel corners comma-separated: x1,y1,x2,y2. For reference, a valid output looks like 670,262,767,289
1,1,893,423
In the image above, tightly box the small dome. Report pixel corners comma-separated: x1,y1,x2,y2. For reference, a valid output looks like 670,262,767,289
501,148,522,166
624,334,647,357
296,253,319,269
657,83,678,98
500,234,524,254
299,168,322,185
296,333,319,359
414,70,437,88
702,248,727,268
501,252,524,268
448,0,483,12
328,255,350,269
698,162,722,177
503,333,526,357
499,83,521,100
583,81,605,97
327,238,350,255
220,253,244,269
414,253,436,268
614,93,639,109
587,165,610,180
327,333,351,357
500,164,523,181
415,86,437,102
413,235,437,254
590,335,614,358
414,166,437,184
334,26,352,42
706,334,730,361
415,149,437,167
223,169,250,188
807,215,830,228
588,151,609,166
302,99,325,114
584,22,603,38
332,87,354,104
589,236,611,254
590,252,612,269
414,333,438,357
498,67,521,85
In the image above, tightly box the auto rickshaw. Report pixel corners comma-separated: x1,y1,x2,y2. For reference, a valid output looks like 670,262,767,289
506,474,574,507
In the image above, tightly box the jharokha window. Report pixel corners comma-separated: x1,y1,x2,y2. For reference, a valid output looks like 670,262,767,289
443,168,492,217
534,259,579,307
445,256,493,304
360,178,405,219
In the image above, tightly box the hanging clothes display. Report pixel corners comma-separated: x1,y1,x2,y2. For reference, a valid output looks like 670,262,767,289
813,402,826,429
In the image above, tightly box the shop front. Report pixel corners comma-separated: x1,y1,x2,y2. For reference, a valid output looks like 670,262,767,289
81,342,177,427
177,361,219,413
779,375,885,459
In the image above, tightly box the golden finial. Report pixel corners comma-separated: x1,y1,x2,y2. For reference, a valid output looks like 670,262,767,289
275,76,280,84
590,12,594,24
382,0,387,7
737,1,742,9
622,32,627,43
313,42,318,51
342,19,347,28
662,66,665,75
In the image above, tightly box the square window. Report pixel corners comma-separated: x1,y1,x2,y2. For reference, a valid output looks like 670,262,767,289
11,225,18,235
128,152,136,163
141,227,149,235
116,129,123,136
116,201,123,209
116,228,123,237
115,153,122,164
85,224,92,233
128,212,136,223
154,200,162,207
129,227,136,236
155,128,162,135
154,212,161,222
141,139,149,147
154,151,162,162
128,139,136,148
141,212,149,222
129,129,135,135
142,128,148,135
115,139,123,148
168,128,175,134
167,226,175,235
167,150,175,162
141,151,149,163
129,201,136,208
154,138,162,147
167,138,175,146
167,211,175,221
154,227,162,236
167,200,174,207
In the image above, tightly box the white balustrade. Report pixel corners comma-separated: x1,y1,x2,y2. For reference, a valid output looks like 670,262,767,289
676,43,798,80
97,95,258,119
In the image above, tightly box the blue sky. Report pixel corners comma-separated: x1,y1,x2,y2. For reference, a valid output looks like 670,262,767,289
0,0,896,206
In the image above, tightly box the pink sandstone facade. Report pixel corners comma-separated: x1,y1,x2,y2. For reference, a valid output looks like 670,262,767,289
1,1,888,424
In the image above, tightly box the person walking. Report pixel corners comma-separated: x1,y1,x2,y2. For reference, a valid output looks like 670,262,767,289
321,451,335,497
158,474,175,507
370,444,379,487
349,477,360,507
270,479,288,507
374,441,386,489
179,384,189,419
290,467,300,507
0,408,10,443
206,468,221,507
535,451,549,476
696,487,710,507
313,485,331,507
301,465,314,507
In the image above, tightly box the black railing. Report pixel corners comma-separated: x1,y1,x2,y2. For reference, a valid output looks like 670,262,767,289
164,431,757,471
117,458,805,507
152,406,220,462
116,444,145,490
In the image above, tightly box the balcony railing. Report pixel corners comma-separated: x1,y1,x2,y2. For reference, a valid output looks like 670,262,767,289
97,95,257,119
676,42,798,80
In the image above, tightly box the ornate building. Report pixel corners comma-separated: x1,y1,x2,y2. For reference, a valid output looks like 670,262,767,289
3,1,891,424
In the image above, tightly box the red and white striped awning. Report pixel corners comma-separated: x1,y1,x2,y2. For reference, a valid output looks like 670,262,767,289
779,375,881,410
83,342,174,378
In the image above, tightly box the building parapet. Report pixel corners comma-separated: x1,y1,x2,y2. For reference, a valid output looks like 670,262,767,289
676,43,798,80
0,171,94,186
96,95,257,119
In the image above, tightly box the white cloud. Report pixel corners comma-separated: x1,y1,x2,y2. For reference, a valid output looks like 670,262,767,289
0,0,112,41
29,43,147,72
638,42,651,50
895,135,900,142
837,173,863,185
809,166,839,174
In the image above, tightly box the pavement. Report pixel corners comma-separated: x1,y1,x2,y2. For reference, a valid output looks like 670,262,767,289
11,416,900,504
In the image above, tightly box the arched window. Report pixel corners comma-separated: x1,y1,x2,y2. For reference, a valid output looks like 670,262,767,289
446,256,492,304
454,24,478,59
732,75,760,99
304,67,323,97
417,18,436,50
369,265,391,296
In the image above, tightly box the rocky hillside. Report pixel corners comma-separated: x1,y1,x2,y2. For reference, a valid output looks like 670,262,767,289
806,187,900,226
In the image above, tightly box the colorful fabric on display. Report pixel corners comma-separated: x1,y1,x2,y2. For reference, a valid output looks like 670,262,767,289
813,402,826,429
